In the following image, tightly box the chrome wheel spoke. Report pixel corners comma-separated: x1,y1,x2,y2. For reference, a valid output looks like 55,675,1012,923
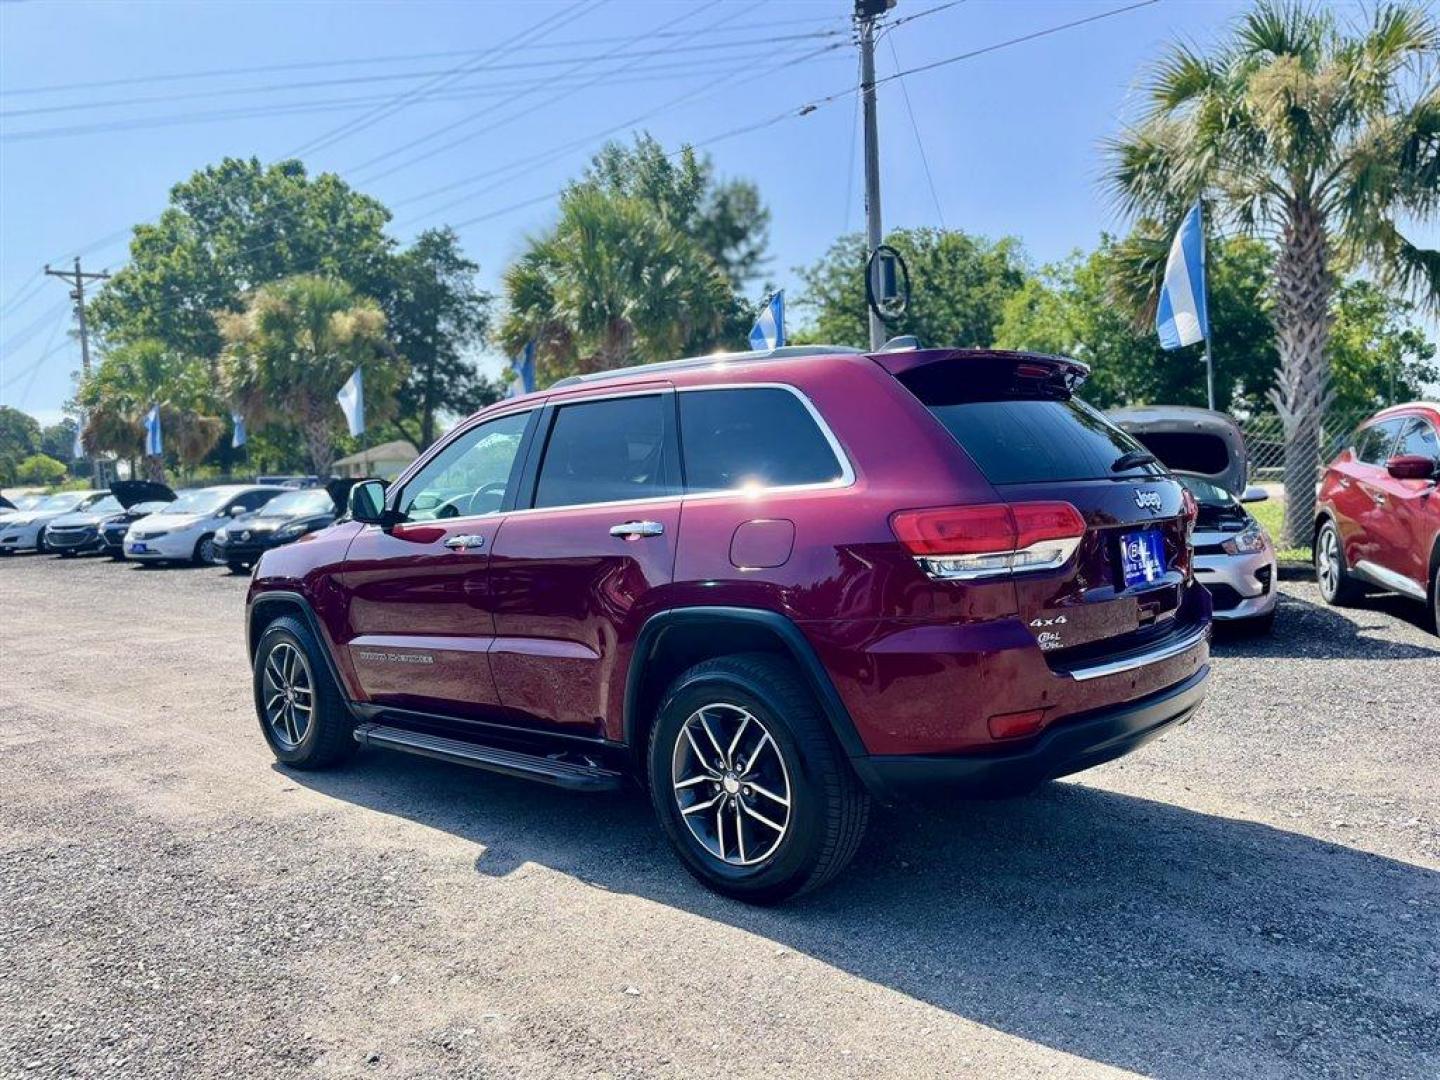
673,774,712,790
738,799,785,835
681,793,724,817
696,711,726,766
682,726,719,776
746,781,789,808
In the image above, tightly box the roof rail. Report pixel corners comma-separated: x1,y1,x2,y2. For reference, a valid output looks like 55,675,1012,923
548,344,865,389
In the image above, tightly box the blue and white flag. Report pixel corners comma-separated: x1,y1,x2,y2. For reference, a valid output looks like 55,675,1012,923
144,404,163,457
231,411,247,449
506,341,536,399
749,290,785,351
337,368,364,437
72,416,85,460
1156,203,1209,350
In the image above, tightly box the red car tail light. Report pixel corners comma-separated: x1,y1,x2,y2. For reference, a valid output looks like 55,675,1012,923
890,502,1085,581
987,708,1047,740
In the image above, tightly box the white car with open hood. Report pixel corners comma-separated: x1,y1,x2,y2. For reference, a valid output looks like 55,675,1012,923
124,484,288,565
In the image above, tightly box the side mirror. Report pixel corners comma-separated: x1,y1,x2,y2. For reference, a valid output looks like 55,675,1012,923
1240,485,1269,504
1385,454,1438,481
228,504,248,517
348,480,390,525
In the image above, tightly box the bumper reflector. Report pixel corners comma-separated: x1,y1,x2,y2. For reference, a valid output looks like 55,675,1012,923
987,708,1047,740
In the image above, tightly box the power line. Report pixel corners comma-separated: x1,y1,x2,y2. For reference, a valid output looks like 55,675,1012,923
0,28,847,122
888,34,946,229
1,56,806,144
284,0,605,161
0,11,849,98
349,0,738,186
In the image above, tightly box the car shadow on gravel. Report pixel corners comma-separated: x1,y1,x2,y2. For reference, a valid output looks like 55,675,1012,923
1212,590,1439,660
286,755,1439,1078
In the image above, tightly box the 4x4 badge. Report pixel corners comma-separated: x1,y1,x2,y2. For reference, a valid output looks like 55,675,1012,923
1134,489,1162,512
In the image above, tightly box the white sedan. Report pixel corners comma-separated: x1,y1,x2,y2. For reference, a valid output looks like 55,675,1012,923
124,484,288,565
0,490,109,554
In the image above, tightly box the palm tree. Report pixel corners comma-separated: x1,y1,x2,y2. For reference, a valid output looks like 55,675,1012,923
499,186,737,381
219,275,405,476
79,339,223,482
1105,2,1438,547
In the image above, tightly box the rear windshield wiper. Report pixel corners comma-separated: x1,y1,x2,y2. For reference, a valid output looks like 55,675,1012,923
1111,449,1158,473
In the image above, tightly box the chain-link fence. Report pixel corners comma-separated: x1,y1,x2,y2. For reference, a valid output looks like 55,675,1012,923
1238,409,1372,485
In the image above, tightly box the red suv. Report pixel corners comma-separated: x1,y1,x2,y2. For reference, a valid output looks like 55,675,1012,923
246,347,1211,901
1314,402,1440,629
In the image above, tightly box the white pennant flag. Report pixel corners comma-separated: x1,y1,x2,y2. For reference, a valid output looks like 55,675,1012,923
337,368,364,438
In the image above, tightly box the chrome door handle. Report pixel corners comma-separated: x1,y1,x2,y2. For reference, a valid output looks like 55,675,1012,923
610,520,664,538
444,534,486,550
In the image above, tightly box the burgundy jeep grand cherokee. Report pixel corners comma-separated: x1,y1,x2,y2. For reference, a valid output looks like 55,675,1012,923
246,346,1210,901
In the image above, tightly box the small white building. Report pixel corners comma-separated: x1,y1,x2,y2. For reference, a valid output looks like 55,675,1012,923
332,440,419,480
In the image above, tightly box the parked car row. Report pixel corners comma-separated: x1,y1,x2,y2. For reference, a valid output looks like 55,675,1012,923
0,479,357,571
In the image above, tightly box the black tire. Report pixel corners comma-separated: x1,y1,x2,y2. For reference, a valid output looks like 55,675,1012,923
1314,519,1365,606
252,615,356,769
227,560,251,575
192,533,217,566
647,653,869,904
1429,561,1439,634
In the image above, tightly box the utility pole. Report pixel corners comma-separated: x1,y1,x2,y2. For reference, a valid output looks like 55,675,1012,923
45,257,110,482
856,0,894,351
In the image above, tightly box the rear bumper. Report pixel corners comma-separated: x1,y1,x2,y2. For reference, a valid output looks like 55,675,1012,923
858,665,1208,798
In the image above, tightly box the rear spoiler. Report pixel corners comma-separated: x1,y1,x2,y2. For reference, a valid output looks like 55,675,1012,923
872,348,1090,398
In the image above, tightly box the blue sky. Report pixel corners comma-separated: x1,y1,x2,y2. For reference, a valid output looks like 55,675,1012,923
0,0,1391,425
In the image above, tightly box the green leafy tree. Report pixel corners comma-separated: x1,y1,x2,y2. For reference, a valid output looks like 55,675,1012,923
581,133,771,288
997,235,1279,411
39,420,79,465
16,453,66,485
1104,1,1440,546
78,339,223,482
794,228,1026,349
0,405,41,485
89,158,394,360
499,185,735,380
1328,279,1439,413
219,275,406,475
384,228,497,448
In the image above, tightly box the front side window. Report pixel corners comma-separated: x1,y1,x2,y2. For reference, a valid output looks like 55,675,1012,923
679,387,845,492
533,395,673,509
1394,417,1439,460
1353,421,1403,465
401,411,531,520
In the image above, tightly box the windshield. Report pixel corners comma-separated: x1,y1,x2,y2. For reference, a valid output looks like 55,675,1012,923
13,494,43,511
36,492,89,511
165,489,233,515
84,496,123,515
131,501,169,514
1176,474,1235,507
260,489,334,516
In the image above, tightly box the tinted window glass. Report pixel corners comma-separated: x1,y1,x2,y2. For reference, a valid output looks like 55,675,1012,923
1395,417,1439,460
680,388,843,492
1353,421,1402,464
921,397,1160,484
402,411,530,520
534,395,672,509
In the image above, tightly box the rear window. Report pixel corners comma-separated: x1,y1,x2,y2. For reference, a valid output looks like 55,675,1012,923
679,387,844,492
898,362,1160,484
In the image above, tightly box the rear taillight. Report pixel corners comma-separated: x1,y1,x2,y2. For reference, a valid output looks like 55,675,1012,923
890,501,1085,581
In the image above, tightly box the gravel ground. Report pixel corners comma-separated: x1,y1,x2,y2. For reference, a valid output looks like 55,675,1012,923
1,552,1436,1080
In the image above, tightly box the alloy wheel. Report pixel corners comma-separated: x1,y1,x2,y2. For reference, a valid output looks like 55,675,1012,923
1316,526,1340,600
199,536,218,564
263,642,314,749
671,703,792,867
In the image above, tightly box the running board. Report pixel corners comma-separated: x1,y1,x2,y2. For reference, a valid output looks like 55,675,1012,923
352,723,623,792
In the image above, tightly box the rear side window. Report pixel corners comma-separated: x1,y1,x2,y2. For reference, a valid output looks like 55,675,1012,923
679,388,844,492
897,361,1158,484
534,394,674,509
1353,420,1403,465
1394,417,1439,460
